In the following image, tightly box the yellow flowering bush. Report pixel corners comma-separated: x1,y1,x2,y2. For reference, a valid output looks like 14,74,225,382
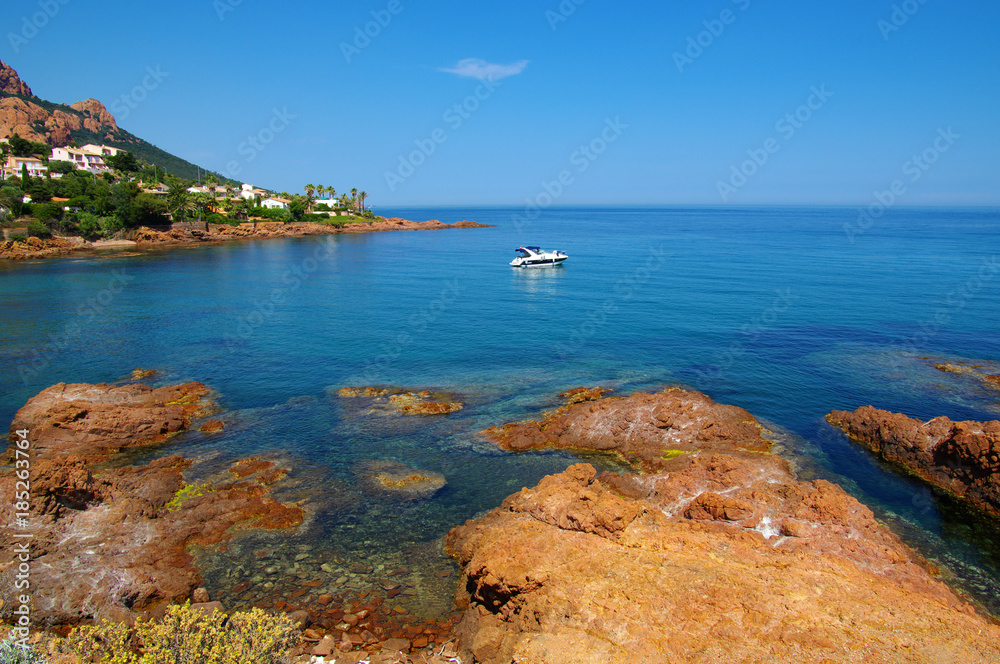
68,603,297,664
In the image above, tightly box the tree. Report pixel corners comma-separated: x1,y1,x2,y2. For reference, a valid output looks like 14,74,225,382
359,190,368,213
21,163,29,188
167,183,192,221
106,151,140,173
288,196,307,221
350,188,358,211
48,160,75,175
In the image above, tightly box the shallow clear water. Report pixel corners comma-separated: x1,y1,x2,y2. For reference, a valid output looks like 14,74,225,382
2,205,999,616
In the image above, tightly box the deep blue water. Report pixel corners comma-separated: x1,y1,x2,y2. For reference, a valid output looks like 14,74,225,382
2,206,999,615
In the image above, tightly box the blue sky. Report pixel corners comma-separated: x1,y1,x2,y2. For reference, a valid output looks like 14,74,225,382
3,0,998,206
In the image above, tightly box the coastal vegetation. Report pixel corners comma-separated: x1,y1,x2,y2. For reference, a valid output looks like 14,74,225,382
0,141,375,241
66,603,298,664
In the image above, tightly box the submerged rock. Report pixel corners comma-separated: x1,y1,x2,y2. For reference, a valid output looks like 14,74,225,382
355,460,447,500
337,385,464,416
450,390,1000,663
558,386,613,404
0,381,304,626
827,406,1000,518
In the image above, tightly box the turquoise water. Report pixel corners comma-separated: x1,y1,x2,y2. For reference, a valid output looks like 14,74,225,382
2,206,999,615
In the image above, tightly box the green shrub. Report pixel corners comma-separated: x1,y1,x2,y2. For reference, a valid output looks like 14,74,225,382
0,635,48,663
76,212,105,239
68,602,297,664
10,234,27,242
26,221,51,239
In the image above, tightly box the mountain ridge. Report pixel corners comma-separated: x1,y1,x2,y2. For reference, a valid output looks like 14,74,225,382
0,60,233,183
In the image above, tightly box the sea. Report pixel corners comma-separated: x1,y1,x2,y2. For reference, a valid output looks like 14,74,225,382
1,205,999,617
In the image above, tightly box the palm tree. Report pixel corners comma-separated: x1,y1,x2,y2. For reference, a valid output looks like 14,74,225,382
166,183,191,222
304,184,316,211
350,188,358,211
359,190,368,213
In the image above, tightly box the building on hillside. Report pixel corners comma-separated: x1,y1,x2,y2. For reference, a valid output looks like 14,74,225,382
240,183,269,201
79,144,123,158
50,147,110,174
261,197,290,210
2,155,47,179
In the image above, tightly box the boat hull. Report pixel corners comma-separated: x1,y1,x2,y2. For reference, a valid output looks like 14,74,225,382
511,256,568,268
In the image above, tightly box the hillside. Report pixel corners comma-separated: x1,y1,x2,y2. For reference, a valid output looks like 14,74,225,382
0,61,233,183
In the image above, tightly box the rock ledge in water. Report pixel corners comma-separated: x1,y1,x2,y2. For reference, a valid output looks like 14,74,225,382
827,405,1000,518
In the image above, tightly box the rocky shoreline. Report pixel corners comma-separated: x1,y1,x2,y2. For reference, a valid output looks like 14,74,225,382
827,406,1000,518
4,382,1000,663
0,217,491,261
450,388,1000,663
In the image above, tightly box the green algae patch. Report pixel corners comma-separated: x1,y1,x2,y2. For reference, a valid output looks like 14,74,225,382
166,481,211,512
661,450,691,461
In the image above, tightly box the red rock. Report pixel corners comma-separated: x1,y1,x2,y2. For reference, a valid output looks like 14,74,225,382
199,419,225,433
6,381,213,459
191,588,210,603
382,637,411,653
0,60,33,96
232,581,251,594
0,381,308,626
445,391,1000,664
312,635,336,656
828,406,1000,517
317,594,333,606
479,388,772,471
683,491,754,521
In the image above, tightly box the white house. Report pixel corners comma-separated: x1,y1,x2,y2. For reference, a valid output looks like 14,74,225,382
240,183,269,201
261,197,290,210
50,147,110,174
79,144,123,158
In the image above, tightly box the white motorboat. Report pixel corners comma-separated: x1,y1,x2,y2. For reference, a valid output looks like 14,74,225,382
510,246,568,268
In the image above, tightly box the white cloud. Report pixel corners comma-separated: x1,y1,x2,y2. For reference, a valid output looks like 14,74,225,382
439,58,529,81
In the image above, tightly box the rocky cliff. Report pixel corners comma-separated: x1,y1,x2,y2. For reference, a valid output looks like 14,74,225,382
0,59,218,181
0,60,32,96
448,388,1000,663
